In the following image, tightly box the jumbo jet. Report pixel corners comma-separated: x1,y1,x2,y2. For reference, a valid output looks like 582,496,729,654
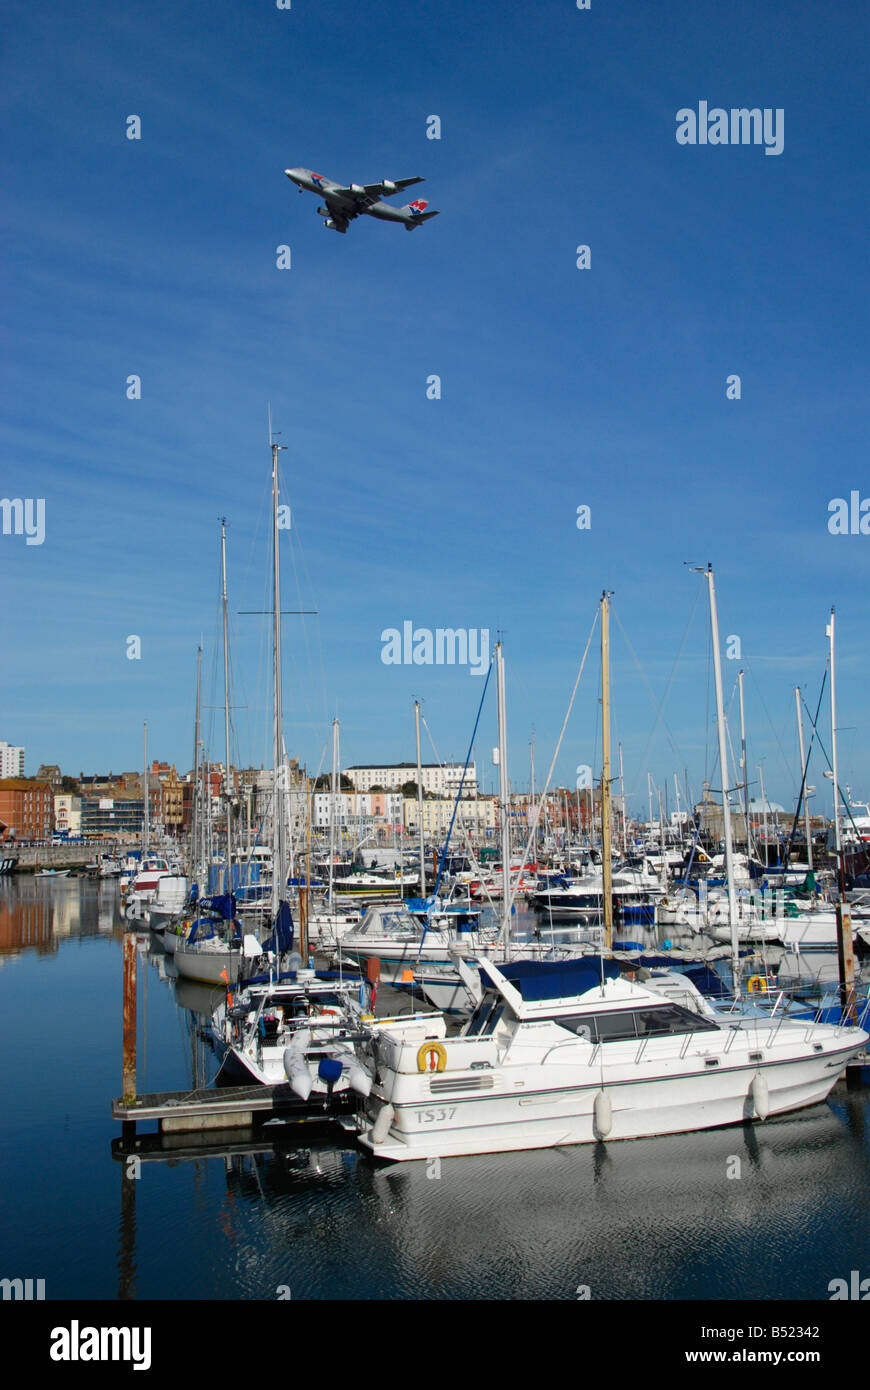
285,167,440,234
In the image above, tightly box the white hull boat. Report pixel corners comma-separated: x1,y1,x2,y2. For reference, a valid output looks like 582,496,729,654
337,903,498,983
174,935,246,985
146,875,189,928
357,956,867,1161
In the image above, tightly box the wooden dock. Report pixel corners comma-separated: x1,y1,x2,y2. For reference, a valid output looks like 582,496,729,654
112,1083,360,1135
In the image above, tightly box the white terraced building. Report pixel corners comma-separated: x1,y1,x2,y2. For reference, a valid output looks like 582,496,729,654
345,762,477,797
313,792,404,830
403,796,496,838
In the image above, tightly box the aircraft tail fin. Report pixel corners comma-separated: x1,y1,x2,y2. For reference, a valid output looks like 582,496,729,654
403,202,440,230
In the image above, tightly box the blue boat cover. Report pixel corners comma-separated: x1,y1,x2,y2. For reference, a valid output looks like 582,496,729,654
681,963,730,998
262,900,294,955
481,957,620,1001
198,892,236,920
186,916,215,944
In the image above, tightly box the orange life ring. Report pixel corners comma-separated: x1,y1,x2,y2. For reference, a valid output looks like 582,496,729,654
416,1041,447,1073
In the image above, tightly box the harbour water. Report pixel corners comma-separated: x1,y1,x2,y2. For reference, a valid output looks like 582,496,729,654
1,875,868,1304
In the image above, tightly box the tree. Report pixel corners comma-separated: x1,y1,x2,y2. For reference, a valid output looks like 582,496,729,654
313,773,353,791
400,780,419,798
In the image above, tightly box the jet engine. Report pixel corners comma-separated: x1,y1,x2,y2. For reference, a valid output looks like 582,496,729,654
381,180,397,195
316,206,329,217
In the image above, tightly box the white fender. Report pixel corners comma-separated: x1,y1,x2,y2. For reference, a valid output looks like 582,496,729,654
346,1059,373,1098
593,1088,612,1138
370,1102,394,1145
283,1029,313,1100
750,1071,769,1121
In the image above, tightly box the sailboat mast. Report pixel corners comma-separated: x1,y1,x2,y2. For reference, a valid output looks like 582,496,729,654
794,686,813,872
142,721,149,854
220,519,233,889
827,609,841,861
530,733,536,862
190,646,202,881
704,565,740,993
495,641,510,911
271,439,288,919
600,592,613,950
827,608,856,1021
329,718,339,909
414,701,426,897
737,669,750,854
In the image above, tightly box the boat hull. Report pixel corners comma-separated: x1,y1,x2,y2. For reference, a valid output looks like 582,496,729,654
359,1033,865,1161
174,943,241,985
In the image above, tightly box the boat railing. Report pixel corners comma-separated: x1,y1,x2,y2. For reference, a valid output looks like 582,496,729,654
768,1011,791,1045
541,1038,589,1065
807,985,869,1032
723,1026,740,1054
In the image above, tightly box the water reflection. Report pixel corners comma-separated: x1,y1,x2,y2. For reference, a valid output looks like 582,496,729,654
109,1097,867,1301
0,874,125,955
1,878,866,1301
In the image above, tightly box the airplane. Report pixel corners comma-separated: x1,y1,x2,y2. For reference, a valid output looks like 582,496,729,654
284,167,440,234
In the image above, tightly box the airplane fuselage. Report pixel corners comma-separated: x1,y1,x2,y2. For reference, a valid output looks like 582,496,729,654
285,167,439,233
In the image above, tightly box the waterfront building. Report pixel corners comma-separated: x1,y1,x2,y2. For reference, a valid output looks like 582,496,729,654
160,766,185,831
0,743,25,778
0,779,55,841
54,794,82,836
345,762,477,797
402,795,496,839
313,790,405,834
80,791,146,840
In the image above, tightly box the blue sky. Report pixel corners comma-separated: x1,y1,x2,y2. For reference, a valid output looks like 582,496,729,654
2,0,868,820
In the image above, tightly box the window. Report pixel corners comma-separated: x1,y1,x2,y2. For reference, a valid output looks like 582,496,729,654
633,1005,718,1037
552,1004,718,1043
589,1011,642,1043
465,994,506,1037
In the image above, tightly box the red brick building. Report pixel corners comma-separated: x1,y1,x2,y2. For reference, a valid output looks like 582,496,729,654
0,779,55,841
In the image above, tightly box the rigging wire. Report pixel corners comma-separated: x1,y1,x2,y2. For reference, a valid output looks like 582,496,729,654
499,607,600,944
612,580,703,807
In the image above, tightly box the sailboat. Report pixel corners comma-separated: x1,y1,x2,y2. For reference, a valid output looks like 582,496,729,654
175,521,250,984
209,431,394,1103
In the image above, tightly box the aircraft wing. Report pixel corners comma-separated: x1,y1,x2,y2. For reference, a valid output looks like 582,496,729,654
360,177,425,199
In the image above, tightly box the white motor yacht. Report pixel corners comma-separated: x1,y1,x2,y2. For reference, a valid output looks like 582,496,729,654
357,955,867,1161
337,901,498,983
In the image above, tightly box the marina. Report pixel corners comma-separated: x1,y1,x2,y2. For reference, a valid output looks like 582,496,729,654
1,872,868,1309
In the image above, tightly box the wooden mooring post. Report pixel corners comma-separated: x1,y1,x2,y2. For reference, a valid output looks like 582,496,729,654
122,930,137,1141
